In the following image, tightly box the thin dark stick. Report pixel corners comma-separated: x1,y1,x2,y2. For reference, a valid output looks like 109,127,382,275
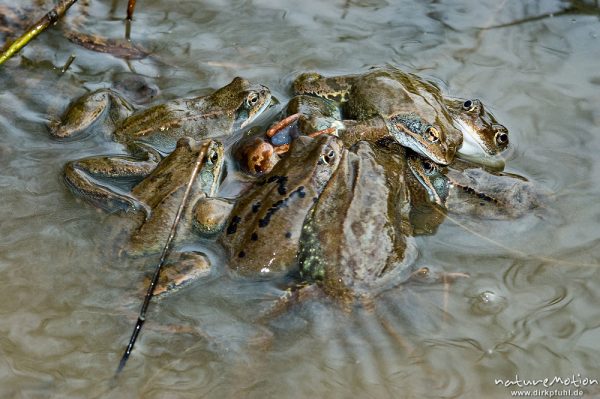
127,0,137,21
116,142,209,375
0,0,80,66
61,54,76,73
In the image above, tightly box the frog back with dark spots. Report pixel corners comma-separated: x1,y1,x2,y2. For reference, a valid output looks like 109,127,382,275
219,135,343,277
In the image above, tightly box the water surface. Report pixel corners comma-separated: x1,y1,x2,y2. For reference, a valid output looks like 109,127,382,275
1,1,600,397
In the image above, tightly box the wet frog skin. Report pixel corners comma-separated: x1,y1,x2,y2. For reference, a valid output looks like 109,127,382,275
407,153,544,220
126,138,226,256
284,95,344,137
220,135,343,277
293,65,509,166
116,138,229,296
444,98,509,168
52,77,271,142
56,77,271,211
298,140,418,302
294,67,460,165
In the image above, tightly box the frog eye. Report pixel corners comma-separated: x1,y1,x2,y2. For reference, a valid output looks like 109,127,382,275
246,92,260,107
319,148,337,165
462,99,476,112
422,160,437,175
424,126,440,143
495,130,509,146
207,149,219,165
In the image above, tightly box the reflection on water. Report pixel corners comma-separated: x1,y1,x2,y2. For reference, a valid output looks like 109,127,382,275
1,0,600,397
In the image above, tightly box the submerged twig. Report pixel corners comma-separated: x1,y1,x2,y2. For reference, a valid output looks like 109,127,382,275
116,143,210,375
127,0,137,21
63,30,149,59
0,0,80,66
60,54,76,73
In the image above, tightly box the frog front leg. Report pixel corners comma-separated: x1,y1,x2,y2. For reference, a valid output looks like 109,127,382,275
49,89,134,139
63,142,160,213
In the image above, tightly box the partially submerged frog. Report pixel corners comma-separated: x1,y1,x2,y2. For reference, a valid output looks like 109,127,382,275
345,68,461,165
220,134,343,277
126,138,228,255
293,69,458,165
55,77,271,211
223,135,431,305
298,140,418,303
444,98,509,168
293,65,509,167
118,138,231,296
407,152,544,220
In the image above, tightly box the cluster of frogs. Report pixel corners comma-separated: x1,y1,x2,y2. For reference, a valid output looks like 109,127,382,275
50,65,543,305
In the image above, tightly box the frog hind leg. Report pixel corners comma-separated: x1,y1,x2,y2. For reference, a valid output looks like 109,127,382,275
49,89,134,140
63,143,160,213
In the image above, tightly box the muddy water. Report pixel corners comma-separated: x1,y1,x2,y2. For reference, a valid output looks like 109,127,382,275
1,1,600,397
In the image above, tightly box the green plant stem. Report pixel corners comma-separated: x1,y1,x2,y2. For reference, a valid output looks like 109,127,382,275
0,0,80,66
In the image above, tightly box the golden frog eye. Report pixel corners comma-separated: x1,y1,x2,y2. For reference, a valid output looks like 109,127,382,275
246,92,260,107
425,126,440,143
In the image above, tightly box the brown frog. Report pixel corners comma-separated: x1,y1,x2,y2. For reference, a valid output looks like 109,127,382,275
406,153,545,220
293,67,461,164
115,137,230,297
54,77,271,211
293,65,509,167
125,138,228,256
220,134,343,277
297,140,418,303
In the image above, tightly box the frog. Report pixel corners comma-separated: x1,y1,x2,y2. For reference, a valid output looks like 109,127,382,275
54,77,271,211
293,65,509,167
220,134,343,277
406,152,544,220
293,67,460,165
125,138,228,255
297,140,419,303
366,66,509,164
443,98,509,169
116,137,231,296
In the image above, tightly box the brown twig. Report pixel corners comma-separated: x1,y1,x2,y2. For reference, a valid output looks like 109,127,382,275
266,113,300,137
0,0,80,66
127,0,137,21
63,29,149,59
308,126,337,138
